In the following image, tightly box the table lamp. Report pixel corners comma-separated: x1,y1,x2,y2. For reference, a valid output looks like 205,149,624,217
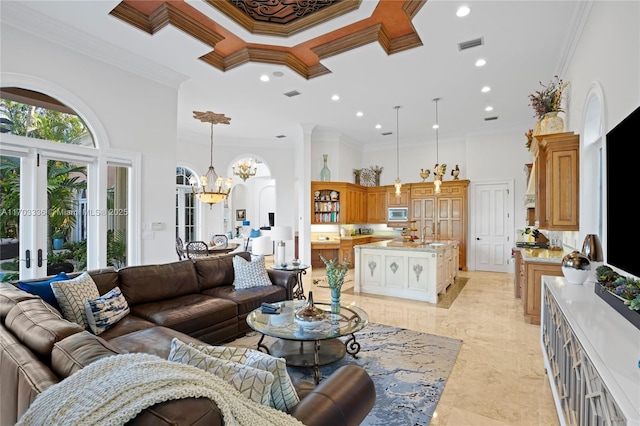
271,226,292,266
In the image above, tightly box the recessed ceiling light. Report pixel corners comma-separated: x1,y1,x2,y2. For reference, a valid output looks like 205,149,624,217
456,6,470,17
356,111,363,117
432,124,439,129
272,71,284,77
375,124,382,129
481,86,491,93
331,94,340,101
475,59,486,67
485,106,493,112
260,75,270,82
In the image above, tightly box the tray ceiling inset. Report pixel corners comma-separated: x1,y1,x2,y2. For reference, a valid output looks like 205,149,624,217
110,0,426,79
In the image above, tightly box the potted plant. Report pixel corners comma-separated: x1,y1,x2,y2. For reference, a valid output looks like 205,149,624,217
52,231,65,250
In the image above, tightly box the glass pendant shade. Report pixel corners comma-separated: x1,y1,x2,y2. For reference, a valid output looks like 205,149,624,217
434,177,442,194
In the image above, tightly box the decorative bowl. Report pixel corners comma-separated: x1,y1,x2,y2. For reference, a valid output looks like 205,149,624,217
562,250,591,285
291,259,301,268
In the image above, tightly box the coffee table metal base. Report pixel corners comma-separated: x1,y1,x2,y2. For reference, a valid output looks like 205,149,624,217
256,334,360,384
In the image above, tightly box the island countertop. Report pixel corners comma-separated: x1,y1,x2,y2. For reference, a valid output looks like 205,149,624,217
356,239,458,252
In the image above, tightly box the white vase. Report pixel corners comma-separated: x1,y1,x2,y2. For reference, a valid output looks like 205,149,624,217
538,112,564,135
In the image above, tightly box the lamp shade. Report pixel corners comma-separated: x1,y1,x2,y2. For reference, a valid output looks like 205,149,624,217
271,226,292,242
581,234,603,262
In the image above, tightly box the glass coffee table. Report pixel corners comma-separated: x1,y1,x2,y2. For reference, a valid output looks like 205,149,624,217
246,300,368,384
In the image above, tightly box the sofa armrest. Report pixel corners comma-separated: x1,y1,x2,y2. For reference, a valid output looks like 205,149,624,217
267,270,297,300
289,365,376,426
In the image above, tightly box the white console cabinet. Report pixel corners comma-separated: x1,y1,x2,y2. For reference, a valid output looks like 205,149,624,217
541,276,640,425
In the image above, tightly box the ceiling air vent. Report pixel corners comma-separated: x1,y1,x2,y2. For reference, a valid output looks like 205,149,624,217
381,131,393,136
283,90,301,97
458,37,484,51
484,116,499,121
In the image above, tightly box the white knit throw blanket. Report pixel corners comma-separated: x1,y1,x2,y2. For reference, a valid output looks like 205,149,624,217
16,353,304,426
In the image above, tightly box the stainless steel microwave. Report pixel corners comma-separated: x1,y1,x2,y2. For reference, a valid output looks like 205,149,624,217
388,207,409,222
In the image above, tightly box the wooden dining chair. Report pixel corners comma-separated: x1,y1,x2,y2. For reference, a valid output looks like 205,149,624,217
186,241,209,259
211,234,228,249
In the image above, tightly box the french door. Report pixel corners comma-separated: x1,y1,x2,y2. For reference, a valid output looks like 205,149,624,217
1,135,113,280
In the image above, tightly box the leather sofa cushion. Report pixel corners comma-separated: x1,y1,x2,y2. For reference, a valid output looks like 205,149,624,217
195,252,250,291
129,294,237,335
96,314,156,340
0,282,39,323
202,285,286,315
118,260,199,305
87,268,119,295
51,331,121,378
0,325,60,425
108,326,207,359
5,299,84,359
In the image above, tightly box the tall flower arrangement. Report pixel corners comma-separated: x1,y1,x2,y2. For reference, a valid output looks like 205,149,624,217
528,75,568,120
315,254,351,290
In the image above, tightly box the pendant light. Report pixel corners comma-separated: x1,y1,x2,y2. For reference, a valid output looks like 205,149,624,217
394,105,402,197
190,110,233,207
433,98,442,194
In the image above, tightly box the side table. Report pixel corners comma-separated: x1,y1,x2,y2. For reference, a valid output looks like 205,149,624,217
270,264,310,299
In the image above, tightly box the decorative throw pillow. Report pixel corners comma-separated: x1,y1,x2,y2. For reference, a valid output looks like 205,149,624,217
84,287,130,335
169,338,274,406
50,272,100,330
17,272,70,311
189,343,250,363
232,255,273,289
244,350,300,412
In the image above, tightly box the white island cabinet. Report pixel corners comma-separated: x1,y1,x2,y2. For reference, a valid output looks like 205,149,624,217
354,240,458,303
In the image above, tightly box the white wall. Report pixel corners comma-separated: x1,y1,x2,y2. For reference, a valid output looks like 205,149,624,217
2,24,180,266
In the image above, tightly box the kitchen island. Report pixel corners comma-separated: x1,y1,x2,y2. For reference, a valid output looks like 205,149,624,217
354,239,459,303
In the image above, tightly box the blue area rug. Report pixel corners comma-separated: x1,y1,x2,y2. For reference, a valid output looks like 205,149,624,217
229,322,462,425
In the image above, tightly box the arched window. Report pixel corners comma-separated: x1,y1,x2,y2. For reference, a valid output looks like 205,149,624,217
176,166,199,242
1,87,135,279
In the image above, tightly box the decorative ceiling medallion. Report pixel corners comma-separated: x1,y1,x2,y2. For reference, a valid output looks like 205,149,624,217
210,0,359,37
110,0,426,79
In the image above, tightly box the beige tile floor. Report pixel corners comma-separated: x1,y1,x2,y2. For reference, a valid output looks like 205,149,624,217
300,267,560,426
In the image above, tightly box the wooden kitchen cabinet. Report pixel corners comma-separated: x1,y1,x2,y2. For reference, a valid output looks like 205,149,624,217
410,180,469,271
310,243,339,268
366,186,387,223
345,185,367,224
311,181,369,224
339,237,371,267
514,249,524,298
531,132,579,230
386,185,409,207
522,260,563,324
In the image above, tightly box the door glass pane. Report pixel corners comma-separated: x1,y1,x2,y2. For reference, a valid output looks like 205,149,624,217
107,165,128,268
47,159,87,275
0,155,20,282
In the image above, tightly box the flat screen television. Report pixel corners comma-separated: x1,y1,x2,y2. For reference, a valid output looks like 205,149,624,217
606,105,640,278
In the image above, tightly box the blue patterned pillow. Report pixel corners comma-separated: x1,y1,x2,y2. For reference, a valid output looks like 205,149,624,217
17,272,70,311
232,255,273,289
84,286,130,335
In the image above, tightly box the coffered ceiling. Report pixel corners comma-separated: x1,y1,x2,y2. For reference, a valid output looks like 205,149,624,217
1,1,587,150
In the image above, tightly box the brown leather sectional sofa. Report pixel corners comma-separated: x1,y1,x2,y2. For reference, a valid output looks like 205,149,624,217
0,252,376,425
